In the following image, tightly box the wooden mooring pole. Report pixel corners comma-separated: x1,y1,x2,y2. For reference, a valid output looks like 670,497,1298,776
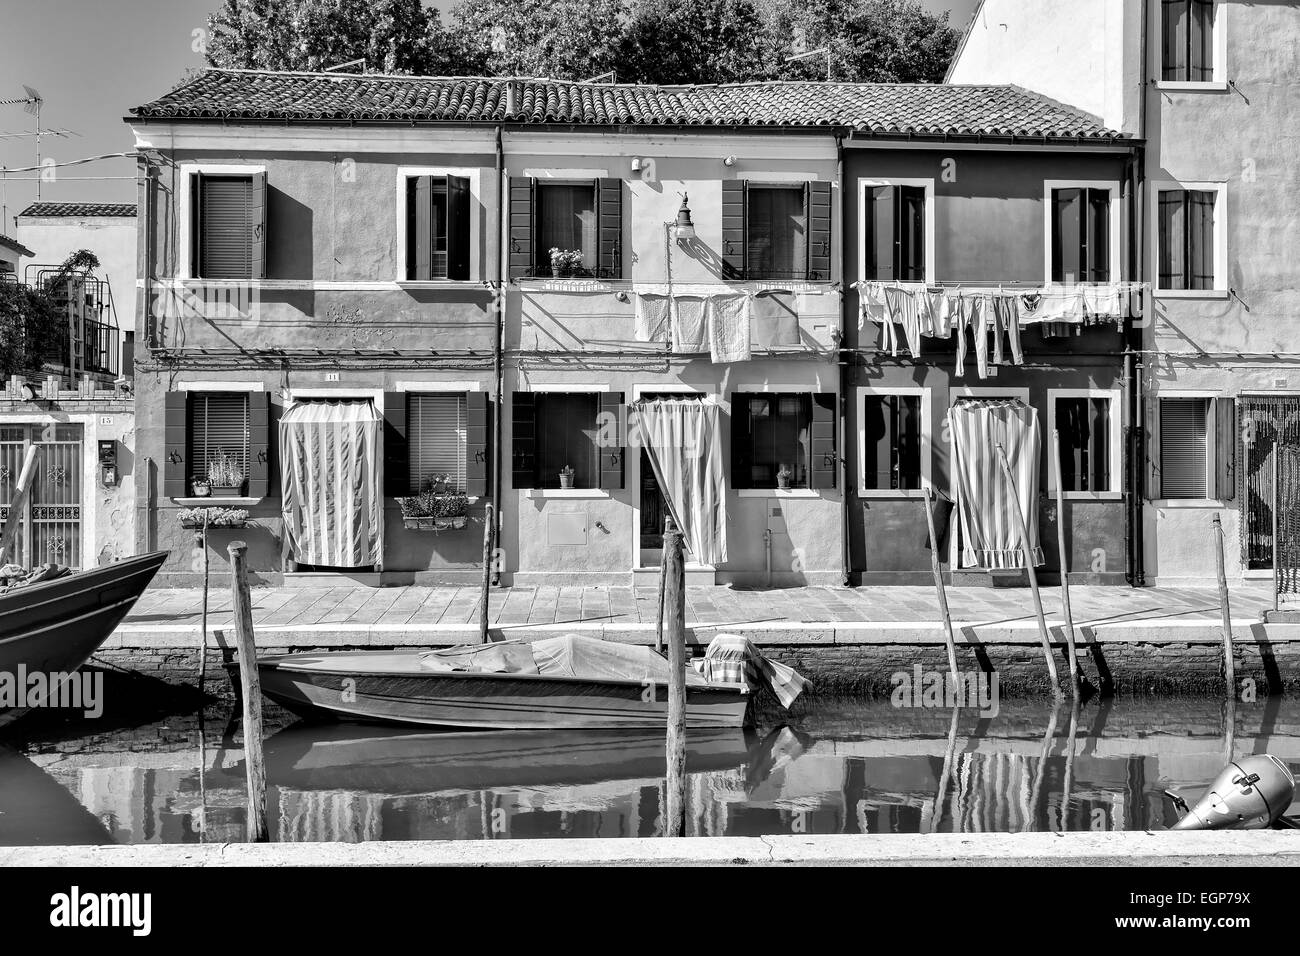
227,542,268,843
1212,513,1236,755
922,487,959,687
1051,430,1081,697
663,516,687,837
655,515,670,655
197,511,209,693
996,444,1063,697
479,503,494,644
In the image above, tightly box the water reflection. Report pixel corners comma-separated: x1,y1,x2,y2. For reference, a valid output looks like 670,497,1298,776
6,696,1299,845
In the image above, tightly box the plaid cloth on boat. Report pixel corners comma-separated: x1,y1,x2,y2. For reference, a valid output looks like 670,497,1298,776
696,634,808,708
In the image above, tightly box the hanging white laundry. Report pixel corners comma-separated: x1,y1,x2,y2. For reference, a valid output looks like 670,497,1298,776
634,293,671,343
671,296,708,353
707,293,751,363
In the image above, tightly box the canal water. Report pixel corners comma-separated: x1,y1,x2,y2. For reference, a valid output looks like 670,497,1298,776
2,694,1295,845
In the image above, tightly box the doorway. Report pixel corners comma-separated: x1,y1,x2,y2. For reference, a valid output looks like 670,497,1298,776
634,391,699,570
0,423,85,570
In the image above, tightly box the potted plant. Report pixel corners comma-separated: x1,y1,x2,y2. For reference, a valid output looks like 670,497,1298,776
423,473,451,495
548,247,587,278
559,464,575,489
191,478,211,498
206,448,245,497
397,491,469,531
776,464,793,490
178,506,250,530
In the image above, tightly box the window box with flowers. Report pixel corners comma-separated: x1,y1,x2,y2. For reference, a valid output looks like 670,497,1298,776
178,507,250,530
397,489,469,531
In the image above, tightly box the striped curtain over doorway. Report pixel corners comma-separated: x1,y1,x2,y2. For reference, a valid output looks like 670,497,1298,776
280,399,383,569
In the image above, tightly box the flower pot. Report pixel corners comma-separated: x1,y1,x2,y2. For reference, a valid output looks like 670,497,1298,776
191,483,211,498
212,485,243,498
559,475,575,489
776,477,791,491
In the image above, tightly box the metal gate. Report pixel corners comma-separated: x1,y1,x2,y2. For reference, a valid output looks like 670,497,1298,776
0,424,84,570
1239,397,1300,572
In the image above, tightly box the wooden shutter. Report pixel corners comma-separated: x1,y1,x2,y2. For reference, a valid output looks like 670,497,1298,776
466,391,489,497
247,391,271,500
867,185,895,281
1162,0,1187,81
597,178,622,279
508,177,533,280
731,393,753,490
408,176,431,281
807,180,831,281
249,170,267,279
164,391,188,498
1190,0,1214,81
1090,397,1111,491
810,393,838,490
598,392,625,490
1190,190,1216,291
408,394,468,492
1159,397,1209,498
721,179,746,280
197,175,254,279
447,175,471,281
1145,394,1161,500
1215,396,1236,500
511,392,537,488
382,391,407,496
1052,188,1082,284
1086,188,1110,283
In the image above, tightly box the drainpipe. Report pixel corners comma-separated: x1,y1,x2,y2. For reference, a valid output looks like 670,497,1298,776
491,123,505,585
764,528,772,587
834,131,851,587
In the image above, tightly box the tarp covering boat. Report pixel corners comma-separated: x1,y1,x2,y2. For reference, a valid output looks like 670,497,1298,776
280,399,383,569
695,634,808,708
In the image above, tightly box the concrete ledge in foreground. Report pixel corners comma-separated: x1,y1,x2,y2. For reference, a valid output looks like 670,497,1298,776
5,832,1300,867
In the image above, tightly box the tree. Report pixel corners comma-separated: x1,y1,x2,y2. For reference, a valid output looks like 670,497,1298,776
205,0,456,74
618,0,772,85
448,0,628,80
0,250,102,381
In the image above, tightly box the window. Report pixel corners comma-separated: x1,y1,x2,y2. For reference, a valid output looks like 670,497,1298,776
1162,0,1215,82
405,175,470,280
864,185,926,282
1158,189,1217,290
1160,397,1209,498
732,392,837,491
190,172,265,279
1051,188,1111,283
188,392,251,489
861,391,925,492
746,186,808,280
722,180,831,281
407,393,467,493
1054,396,1113,492
534,182,597,277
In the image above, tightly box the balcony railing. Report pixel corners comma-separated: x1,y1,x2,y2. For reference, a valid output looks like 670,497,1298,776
20,265,120,380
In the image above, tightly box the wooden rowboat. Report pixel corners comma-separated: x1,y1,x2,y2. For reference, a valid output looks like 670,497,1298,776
0,551,167,721
258,649,751,730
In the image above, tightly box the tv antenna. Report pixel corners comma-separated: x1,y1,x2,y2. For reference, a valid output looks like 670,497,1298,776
0,85,47,200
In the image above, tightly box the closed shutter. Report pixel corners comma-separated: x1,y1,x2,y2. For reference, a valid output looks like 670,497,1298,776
382,391,407,496
164,392,188,498
597,178,622,279
511,391,537,488
466,391,489,497
1190,190,1216,291
810,392,837,490
721,179,746,280
598,392,625,490
731,394,754,490
899,186,926,282
508,177,533,280
1190,0,1214,81
247,391,271,500
1162,0,1187,81
408,393,467,493
249,170,267,279
197,175,254,279
1160,397,1209,498
1214,396,1236,500
807,180,831,281
447,175,471,281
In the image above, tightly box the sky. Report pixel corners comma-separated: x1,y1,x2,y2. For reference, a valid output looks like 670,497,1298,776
0,0,981,231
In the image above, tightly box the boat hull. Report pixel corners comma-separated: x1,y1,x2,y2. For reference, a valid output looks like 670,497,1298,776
259,650,750,730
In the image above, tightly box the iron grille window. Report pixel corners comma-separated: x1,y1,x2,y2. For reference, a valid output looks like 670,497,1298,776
1162,0,1215,82
1055,397,1112,492
188,392,251,488
864,184,926,282
407,393,467,493
1051,188,1111,283
1158,189,1217,290
862,393,923,490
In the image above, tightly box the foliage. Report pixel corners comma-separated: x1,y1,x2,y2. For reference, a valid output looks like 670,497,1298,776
0,248,103,381
447,0,627,80
179,506,250,527
206,448,246,487
548,248,587,278
397,491,468,519
620,0,771,85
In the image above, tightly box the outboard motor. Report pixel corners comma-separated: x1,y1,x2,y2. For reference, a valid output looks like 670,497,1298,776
1172,754,1295,830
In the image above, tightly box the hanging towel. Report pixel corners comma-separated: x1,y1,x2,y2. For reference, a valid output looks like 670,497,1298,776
1082,283,1122,319
858,281,889,330
280,399,383,569
752,291,800,347
634,293,671,343
671,296,708,353
633,397,727,565
948,399,1044,570
708,293,751,363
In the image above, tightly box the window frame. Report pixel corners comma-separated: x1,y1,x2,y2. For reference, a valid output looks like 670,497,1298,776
1047,388,1123,500
1154,0,1227,90
857,177,935,285
1154,390,1225,506
178,164,267,282
743,182,811,282
531,178,600,279
395,166,482,284
1151,181,1228,298
1042,180,1122,286
186,390,252,494
731,390,818,492
855,385,932,498
519,384,611,500
404,391,469,495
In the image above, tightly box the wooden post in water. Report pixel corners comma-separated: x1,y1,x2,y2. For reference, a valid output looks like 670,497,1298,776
922,486,959,688
1274,443,1281,615
996,444,1062,697
479,503,494,644
1212,513,1236,754
655,515,670,654
929,706,960,834
662,516,687,837
227,542,268,843
197,510,209,693
1050,430,1081,697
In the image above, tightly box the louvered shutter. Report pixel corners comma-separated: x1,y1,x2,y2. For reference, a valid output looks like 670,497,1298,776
731,394,753,490
1214,396,1236,501
721,179,746,280
249,170,267,279
197,175,255,280
509,177,533,280
382,391,407,496
597,178,622,279
408,393,468,493
247,391,271,500
511,392,537,488
466,391,489,497
164,392,188,498
807,180,831,281
810,392,838,490
447,175,471,281
1159,397,1209,498
598,392,625,490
